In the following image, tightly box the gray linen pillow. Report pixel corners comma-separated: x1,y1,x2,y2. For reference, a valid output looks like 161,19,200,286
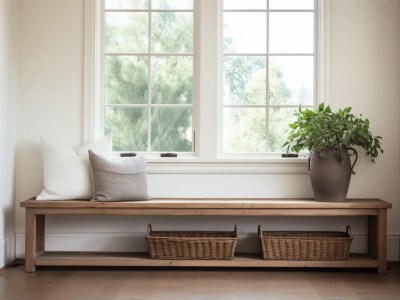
88,150,149,201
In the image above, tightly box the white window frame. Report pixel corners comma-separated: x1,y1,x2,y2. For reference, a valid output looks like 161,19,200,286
86,0,198,155
221,1,317,155
84,0,332,174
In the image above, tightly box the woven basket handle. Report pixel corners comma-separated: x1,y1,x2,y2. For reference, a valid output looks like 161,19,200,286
346,225,351,237
234,225,238,237
147,224,152,235
258,225,263,237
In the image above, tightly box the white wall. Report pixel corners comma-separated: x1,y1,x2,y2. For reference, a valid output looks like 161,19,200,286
15,0,84,229
330,0,400,256
0,0,17,267
15,0,400,260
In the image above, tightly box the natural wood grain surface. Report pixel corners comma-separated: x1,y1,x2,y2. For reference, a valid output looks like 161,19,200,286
24,209,36,273
34,252,379,269
31,207,380,216
20,198,392,209
20,198,392,274
1,262,400,300
377,209,388,273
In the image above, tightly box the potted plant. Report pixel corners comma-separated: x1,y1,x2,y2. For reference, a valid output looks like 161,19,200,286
283,103,383,202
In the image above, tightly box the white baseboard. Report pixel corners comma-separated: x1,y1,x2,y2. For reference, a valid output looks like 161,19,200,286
15,233,400,261
0,234,16,268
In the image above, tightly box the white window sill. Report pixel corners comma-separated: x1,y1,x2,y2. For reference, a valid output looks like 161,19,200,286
145,155,309,174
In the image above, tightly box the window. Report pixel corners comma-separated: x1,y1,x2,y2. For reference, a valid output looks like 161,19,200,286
223,0,316,154
102,0,195,153
88,0,323,159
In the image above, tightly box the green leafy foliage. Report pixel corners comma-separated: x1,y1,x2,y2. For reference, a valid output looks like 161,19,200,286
104,9,193,152
283,103,383,162
105,7,310,153
151,12,193,53
223,57,294,153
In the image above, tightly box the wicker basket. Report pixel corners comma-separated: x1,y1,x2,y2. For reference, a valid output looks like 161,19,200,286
258,225,352,261
146,224,238,260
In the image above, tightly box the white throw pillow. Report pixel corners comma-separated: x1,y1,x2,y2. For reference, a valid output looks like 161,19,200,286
37,136,112,200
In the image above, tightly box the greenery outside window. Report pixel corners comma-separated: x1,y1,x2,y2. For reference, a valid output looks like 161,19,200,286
103,0,195,153
223,0,317,154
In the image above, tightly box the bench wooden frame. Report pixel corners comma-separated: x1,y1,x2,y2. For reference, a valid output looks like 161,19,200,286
20,198,392,273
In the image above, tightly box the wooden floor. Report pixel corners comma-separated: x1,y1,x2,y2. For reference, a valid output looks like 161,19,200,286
1,262,400,300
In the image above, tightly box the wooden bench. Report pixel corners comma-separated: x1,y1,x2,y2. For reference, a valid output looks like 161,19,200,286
20,198,392,273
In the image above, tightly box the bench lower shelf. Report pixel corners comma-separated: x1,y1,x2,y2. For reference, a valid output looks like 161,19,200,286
34,252,378,269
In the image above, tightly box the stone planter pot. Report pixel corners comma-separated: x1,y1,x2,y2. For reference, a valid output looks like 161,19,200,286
309,148,358,202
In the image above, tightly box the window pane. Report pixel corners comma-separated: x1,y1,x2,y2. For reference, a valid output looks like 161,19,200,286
105,0,148,9
268,107,296,153
152,0,193,10
151,56,193,104
269,56,314,105
224,12,266,53
224,0,266,10
269,12,314,54
151,108,193,152
223,56,266,105
152,12,193,53
105,12,148,53
105,107,148,151
269,0,314,10
105,56,148,104
223,108,266,153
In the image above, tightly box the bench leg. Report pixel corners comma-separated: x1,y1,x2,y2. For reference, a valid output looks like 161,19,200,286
25,210,46,273
368,209,387,274
25,208,36,272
